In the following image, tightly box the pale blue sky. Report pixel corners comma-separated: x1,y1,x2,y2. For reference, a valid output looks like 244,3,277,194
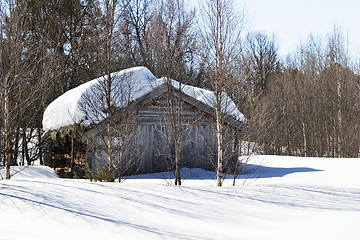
242,0,360,58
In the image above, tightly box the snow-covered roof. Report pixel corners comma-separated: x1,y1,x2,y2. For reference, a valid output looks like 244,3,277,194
42,66,246,132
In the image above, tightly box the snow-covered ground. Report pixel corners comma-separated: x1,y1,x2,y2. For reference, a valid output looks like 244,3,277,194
1,155,359,240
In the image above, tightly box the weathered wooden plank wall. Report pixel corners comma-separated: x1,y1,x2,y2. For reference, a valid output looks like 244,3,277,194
87,92,238,175
135,94,219,173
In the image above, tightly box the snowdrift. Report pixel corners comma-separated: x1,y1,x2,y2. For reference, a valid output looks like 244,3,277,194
0,165,59,180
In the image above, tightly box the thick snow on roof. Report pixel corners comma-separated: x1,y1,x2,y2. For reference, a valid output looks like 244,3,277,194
162,78,245,122
43,67,157,132
42,66,245,132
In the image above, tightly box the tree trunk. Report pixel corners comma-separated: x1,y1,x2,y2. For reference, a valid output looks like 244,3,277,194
174,143,181,186
24,128,34,166
13,128,20,165
232,138,240,186
107,122,115,182
4,75,11,179
301,121,307,157
216,95,223,186
38,127,43,165
105,0,116,182
70,134,74,170
22,129,26,166
215,0,224,187
336,67,342,158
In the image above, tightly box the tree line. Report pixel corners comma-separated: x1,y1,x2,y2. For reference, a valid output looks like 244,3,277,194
251,29,360,158
1,0,359,180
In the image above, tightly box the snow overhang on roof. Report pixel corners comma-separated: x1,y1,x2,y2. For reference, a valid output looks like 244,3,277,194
42,66,246,132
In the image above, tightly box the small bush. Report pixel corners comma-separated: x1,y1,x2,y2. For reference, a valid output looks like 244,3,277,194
81,163,112,182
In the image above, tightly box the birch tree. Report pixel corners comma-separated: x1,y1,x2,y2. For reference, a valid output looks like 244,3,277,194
79,0,141,182
148,0,196,185
82,0,121,181
80,70,139,181
200,0,246,186
0,0,55,178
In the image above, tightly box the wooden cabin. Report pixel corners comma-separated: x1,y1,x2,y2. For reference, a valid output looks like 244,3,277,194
85,83,249,176
42,67,249,178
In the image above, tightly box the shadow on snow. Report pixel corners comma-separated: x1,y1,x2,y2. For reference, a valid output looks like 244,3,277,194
129,165,323,180
240,164,323,179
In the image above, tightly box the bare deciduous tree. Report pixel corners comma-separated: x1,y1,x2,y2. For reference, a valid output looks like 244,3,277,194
80,71,139,181
0,0,55,178
119,0,154,67
199,0,246,186
148,0,196,185
254,26,360,158
79,0,144,182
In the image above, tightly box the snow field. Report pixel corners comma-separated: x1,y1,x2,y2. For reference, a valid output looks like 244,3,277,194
1,155,359,240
